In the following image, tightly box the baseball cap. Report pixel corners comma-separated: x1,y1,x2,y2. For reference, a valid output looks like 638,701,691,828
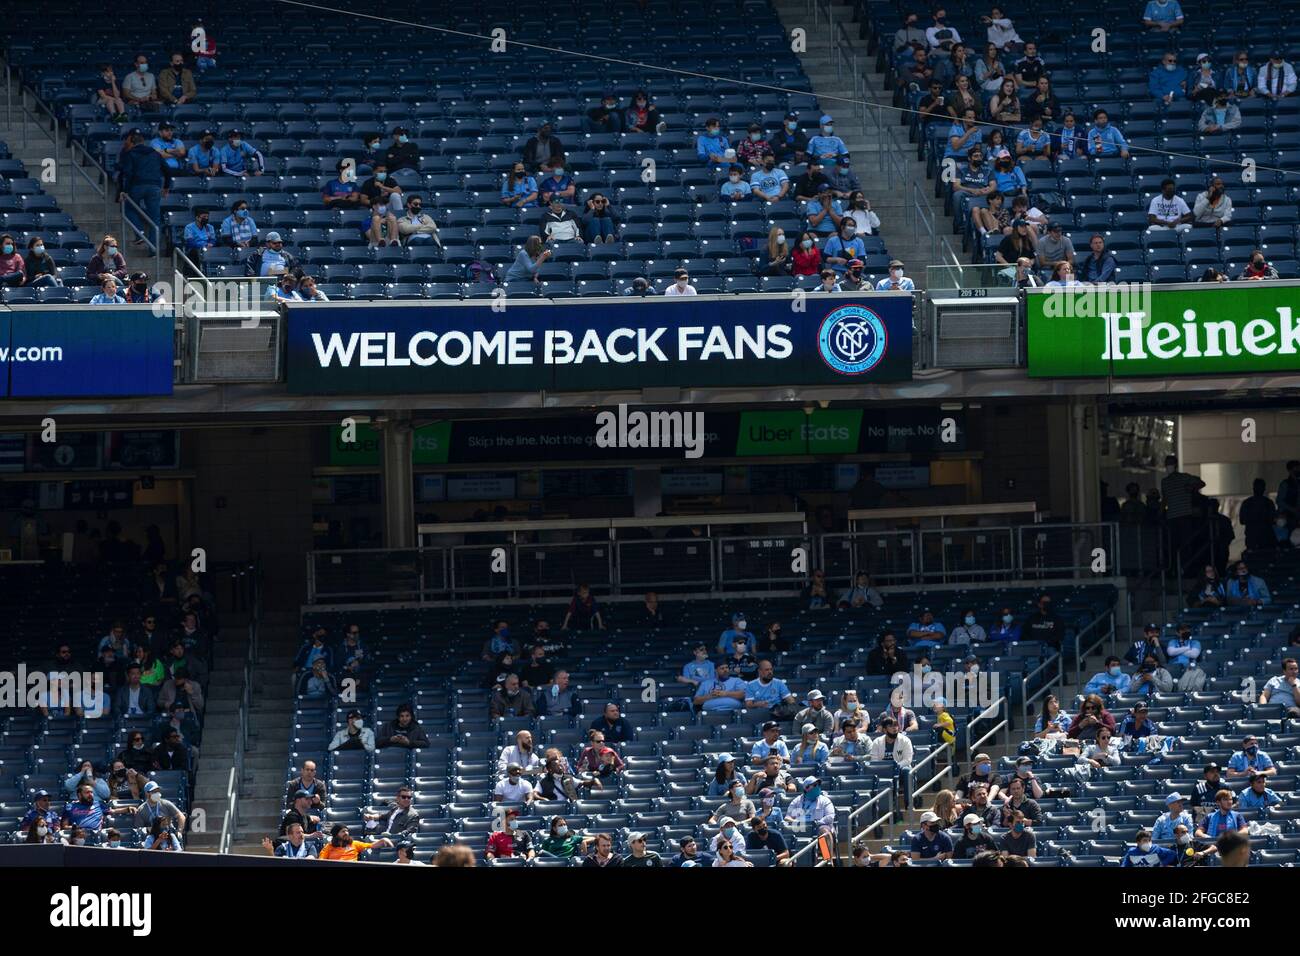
157,121,175,131
265,231,283,243
962,813,981,826
347,709,362,720
801,723,817,734
784,111,798,120
819,114,834,124
143,781,161,794
800,776,820,789
847,258,864,268
806,689,825,701
1204,762,1220,772
505,807,521,818
391,125,409,135
1015,756,1033,766
1047,221,1063,232
1166,792,1186,805
225,128,242,137
506,763,522,773
628,831,647,842
719,816,736,827
761,720,780,732
1134,702,1149,712
888,259,904,269
919,811,940,824
715,753,735,767
974,752,991,763
33,789,50,799
1144,622,1159,632
293,788,312,799
964,653,978,663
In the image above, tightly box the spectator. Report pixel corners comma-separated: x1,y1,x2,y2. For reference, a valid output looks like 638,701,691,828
839,258,869,290
1084,655,1132,696
537,165,575,207
489,675,536,719
383,127,419,174
286,761,326,809
122,54,159,111
933,44,974,91
1086,109,1130,159
1195,790,1248,841
327,709,376,752
1223,51,1257,99
694,662,747,713
220,200,258,249
134,780,185,832
181,208,217,260
148,122,187,176
318,824,392,861
114,666,156,718
976,42,1008,93
1067,694,1117,741
245,232,297,279
585,91,624,134
580,193,619,244
749,155,789,202
503,235,549,285
926,8,962,58
89,276,126,304
1257,52,1297,99
1023,593,1063,647
501,162,539,208
1034,694,1072,737
805,185,844,236
1143,0,1185,30
298,275,328,302
152,728,190,771
756,226,791,276
265,822,317,858
725,636,757,681
1150,792,1195,844
1149,51,1188,103
709,781,756,826
376,703,428,749
120,270,154,304
1240,478,1278,552
497,730,544,779
911,810,954,860
219,129,263,177
321,160,364,211
188,130,221,176
562,583,603,630
0,234,27,288
639,593,666,628
787,230,821,277
954,812,998,859
830,716,872,762
1118,701,1159,747
493,764,536,803
807,114,849,164
829,158,862,199
824,217,868,274
998,809,1036,857
996,219,1038,264
949,609,987,647
865,630,906,677
1015,117,1053,163
95,64,127,121
945,108,983,159
1227,734,1276,779
1239,250,1280,281
61,783,114,832
1261,658,1300,717
953,148,991,202
787,775,836,836
1121,828,1177,867
905,609,947,647
360,163,402,248
815,268,841,293
1226,560,1272,606
746,663,799,717
990,77,1023,124
792,158,832,201
1147,178,1194,234
1078,234,1118,282
869,715,914,768
117,130,164,248
521,122,563,173
1125,623,1167,668
894,11,928,54
1188,55,1220,103
737,123,774,168
623,90,665,134
696,117,731,165
486,809,535,861
772,112,808,166
158,52,196,106
1023,76,1061,125
718,612,755,655
266,272,302,304
1012,40,1046,87
396,195,439,247
1165,622,1203,670
721,163,753,202
589,702,634,744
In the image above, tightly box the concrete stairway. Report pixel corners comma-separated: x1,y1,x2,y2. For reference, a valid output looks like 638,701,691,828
187,609,301,855
771,0,956,288
0,66,116,242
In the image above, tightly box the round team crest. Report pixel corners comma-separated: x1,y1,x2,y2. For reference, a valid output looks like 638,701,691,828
817,305,888,375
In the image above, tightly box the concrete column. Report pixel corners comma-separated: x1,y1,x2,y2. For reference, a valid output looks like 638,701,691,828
378,414,415,549
1068,398,1101,524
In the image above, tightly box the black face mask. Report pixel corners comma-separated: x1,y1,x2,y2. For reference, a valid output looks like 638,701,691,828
409,206,421,214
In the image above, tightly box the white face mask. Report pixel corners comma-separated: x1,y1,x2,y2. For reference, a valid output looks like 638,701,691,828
1177,833,1191,845
801,239,813,249
1138,841,1152,853
775,233,786,244
149,791,161,803
37,826,48,837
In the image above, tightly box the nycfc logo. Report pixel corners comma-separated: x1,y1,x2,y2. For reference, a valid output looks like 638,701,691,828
817,305,887,375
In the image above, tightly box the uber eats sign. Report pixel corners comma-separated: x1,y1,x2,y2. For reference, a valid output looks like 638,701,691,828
1027,284,1300,377
284,294,914,394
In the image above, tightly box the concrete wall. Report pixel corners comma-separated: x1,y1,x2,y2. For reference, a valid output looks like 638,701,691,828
1179,410,1300,497
971,402,1069,516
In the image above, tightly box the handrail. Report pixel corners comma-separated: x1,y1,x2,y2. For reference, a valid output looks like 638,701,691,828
1020,653,1060,730
846,786,896,846
218,766,238,855
964,696,1008,758
906,742,953,809
219,558,260,854
118,190,165,289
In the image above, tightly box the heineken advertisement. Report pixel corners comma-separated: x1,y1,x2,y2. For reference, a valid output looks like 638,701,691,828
1027,284,1300,377
327,407,965,466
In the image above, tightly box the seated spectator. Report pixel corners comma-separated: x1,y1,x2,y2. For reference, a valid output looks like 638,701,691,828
791,231,822,276
1085,110,1130,159
1149,51,1188,103
360,163,403,247
1143,0,1185,30
298,274,328,301
912,810,954,860
1188,55,1219,103
905,609,948,647
998,808,1037,857
219,129,263,177
989,154,1028,199
152,727,190,771
1023,76,1061,125
328,709,376,752
562,583,603,630
582,833,623,868
589,702,633,744
989,77,1023,124
696,117,731,164
383,126,419,174
122,54,160,112
950,609,987,647
749,718,792,769
737,122,775,168
266,272,301,303
489,674,536,719
61,783,116,832
1226,560,1272,605
1222,51,1256,99
869,716,914,768
772,112,808,165
823,218,867,273
245,232,296,279
0,235,25,287
521,122,564,174
794,689,835,736
721,164,752,202
376,703,428,749
286,760,326,809
875,259,916,291
113,665,156,719
879,694,920,733
501,162,539,208
396,195,439,247
623,89,665,134
725,636,757,681
972,190,1010,236
266,821,317,858
89,276,125,304
318,824,392,861
1259,658,1300,717
188,130,221,176
121,270,154,303
134,779,185,832
538,816,586,858
87,236,124,287
1131,653,1174,696
538,198,581,245
504,235,550,284
790,723,830,767
834,690,864,728
1084,656,1132,696
220,200,258,249
580,193,619,243
1226,734,1276,779
322,161,365,210
1121,828,1177,867
1045,261,1078,286
709,782,756,826
1147,179,1194,233
181,208,217,259
918,80,955,123
149,121,187,173
1257,52,1297,99
807,114,849,163
792,158,832,201
805,185,844,236
1077,234,1118,282
1195,790,1248,841
494,764,536,803
95,64,127,121
840,258,870,290
485,809,535,861
865,630,905,676
1118,702,1158,746
953,812,998,859
749,156,790,202
1068,694,1116,742
717,612,754,655
694,662,747,713
830,717,872,762
1237,771,1282,810
1239,250,1280,280
944,109,983,159
1083,726,1121,769
803,567,831,609
585,91,625,134
158,52,196,106
1015,117,1053,162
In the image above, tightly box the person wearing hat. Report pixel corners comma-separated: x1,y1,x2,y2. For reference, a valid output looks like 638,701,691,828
622,831,664,866
248,231,298,282
585,91,625,135
1121,828,1177,867
806,183,844,236
807,114,848,163
791,157,832,201
149,121,188,173
750,719,792,766
794,689,835,737
838,258,868,290
328,709,376,753
790,723,830,767
1131,651,1174,696
1227,734,1276,780
187,129,221,176
787,776,835,837
874,259,914,291
1257,51,1297,100
676,642,717,690
134,779,185,831
911,810,954,860
1188,53,1219,103
737,122,774,168
119,270,153,304
485,807,535,861
1151,792,1194,843
772,112,808,166
383,126,419,173
696,116,731,165
721,163,753,201
219,128,263,178
1126,623,1167,668
21,789,60,831
952,812,997,859
1034,220,1074,276
319,823,393,861
1238,771,1282,810
521,121,565,174
279,788,326,843
717,612,754,656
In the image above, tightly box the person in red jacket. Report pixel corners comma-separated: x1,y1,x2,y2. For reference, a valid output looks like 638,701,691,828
791,230,822,276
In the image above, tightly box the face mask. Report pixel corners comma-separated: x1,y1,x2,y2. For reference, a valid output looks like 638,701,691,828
409,207,421,214
1,244,12,255
556,825,569,837
801,239,813,250
138,63,148,72
106,246,118,257
763,162,775,171
722,826,736,839
775,232,786,243
1177,833,1191,846
971,824,983,835
1002,614,1013,624
846,701,857,711
1246,746,1258,755
37,826,48,837
729,174,741,182
921,665,932,675
149,792,161,803
1165,63,1177,71
368,141,379,150
736,621,747,631
376,172,387,181
109,840,121,848
551,168,564,177
977,763,991,775
231,138,242,148
236,209,247,219
970,664,980,674
509,774,520,783
844,226,856,236
32,245,44,256
806,786,822,800
1108,666,1121,677
1253,259,1264,268
822,125,833,134
964,616,975,626
1138,841,1153,852
786,121,797,130
1013,822,1024,833
74,838,86,845
352,719,363,729
706,128,718,136
398,135,409,144
749,132,761,141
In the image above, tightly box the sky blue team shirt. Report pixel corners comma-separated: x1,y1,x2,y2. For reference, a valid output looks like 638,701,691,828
697,676,747,711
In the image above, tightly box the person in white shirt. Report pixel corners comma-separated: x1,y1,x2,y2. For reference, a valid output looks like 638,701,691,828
494,764,536,802
983,7,1022,50
869,716,915,768
1146,179,1194,233
664,268,697,295
497,730,545,778
397,195,441,247
875,259,915,291
926,8,962,58
1257,53,1298,99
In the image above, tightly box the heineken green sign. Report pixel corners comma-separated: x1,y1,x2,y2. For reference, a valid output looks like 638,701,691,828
1026,284,1300,377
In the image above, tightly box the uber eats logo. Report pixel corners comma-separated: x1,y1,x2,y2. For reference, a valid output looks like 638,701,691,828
736,410,862,456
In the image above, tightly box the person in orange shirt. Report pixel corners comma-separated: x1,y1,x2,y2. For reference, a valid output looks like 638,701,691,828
318,824,393,861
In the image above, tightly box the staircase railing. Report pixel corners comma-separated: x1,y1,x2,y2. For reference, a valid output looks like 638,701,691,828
219,557,260,854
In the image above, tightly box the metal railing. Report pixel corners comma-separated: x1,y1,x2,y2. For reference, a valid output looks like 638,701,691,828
118,190,165,289
846,786,896,848
906,741,954,809
1071,607,1117,690
219,558,260,854
964,696,1009,759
